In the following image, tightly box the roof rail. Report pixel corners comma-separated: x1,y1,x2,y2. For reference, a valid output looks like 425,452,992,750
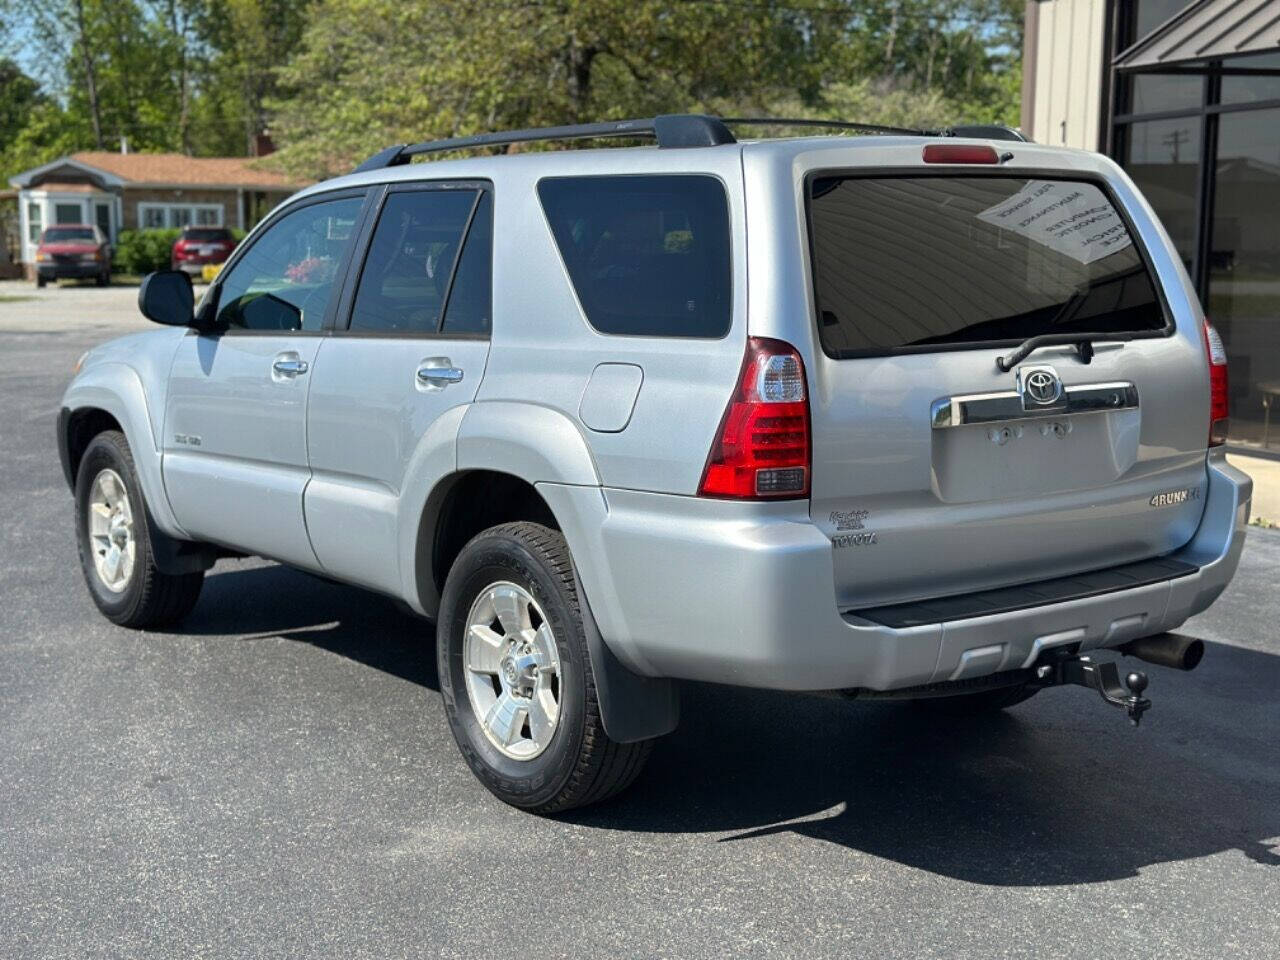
352,114,735,172
939,124,1030,142
720,116,927,136
350,114,1030,173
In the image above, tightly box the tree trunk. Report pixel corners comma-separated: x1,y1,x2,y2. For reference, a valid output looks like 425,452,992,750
73,0,104,148
565,38,597,123
167,0,191,154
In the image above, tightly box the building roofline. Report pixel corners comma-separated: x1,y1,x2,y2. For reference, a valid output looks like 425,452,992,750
9,156,126,190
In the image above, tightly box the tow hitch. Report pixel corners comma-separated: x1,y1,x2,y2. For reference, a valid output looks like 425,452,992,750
1035,632,1206,727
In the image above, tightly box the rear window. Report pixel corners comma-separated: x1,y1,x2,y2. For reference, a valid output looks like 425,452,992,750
183,228,232,243
808,176,1168,357
538,175,731,338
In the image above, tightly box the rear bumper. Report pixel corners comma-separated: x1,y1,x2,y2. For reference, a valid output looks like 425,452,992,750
578,454,1251,691
173,259,222,275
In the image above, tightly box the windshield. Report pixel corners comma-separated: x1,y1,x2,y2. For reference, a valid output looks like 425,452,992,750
42,227,97,244
807,176,1168,357
183,228,231,242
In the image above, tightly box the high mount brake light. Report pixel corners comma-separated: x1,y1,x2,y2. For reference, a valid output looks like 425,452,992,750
922,144,1000,164
698,337,811,499
1204,319,1229,447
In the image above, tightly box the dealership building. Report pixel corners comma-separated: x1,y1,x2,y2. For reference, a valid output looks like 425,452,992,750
1023,0,1280,449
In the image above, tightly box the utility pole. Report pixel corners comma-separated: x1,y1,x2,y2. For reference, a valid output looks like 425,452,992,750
1162,128,1190,163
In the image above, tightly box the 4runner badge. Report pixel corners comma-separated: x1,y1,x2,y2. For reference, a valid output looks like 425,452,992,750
830,509,877,547
1150,488,1198,507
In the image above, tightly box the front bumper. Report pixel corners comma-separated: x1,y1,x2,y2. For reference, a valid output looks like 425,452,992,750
574,455,1251,691
38,262,106,280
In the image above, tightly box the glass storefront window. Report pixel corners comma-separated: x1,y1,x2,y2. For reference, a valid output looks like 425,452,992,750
1208,107,1280,448
1123,116,1202,269
1125,72,1203,114
1134,0,1193,41
1220,52,1280,106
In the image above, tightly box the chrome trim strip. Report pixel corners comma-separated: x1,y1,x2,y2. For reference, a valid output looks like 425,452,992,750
931,381,1139,428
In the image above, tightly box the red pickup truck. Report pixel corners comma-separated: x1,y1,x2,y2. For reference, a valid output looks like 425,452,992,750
34,225,112,288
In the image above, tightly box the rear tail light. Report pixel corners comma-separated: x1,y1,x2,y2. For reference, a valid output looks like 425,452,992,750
1204,319,1229,447
922,143,999,164
698,337,811,499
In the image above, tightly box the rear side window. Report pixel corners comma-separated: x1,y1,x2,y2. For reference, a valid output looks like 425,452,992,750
808,176,1167,357
350,188,480,335
538,175,731,338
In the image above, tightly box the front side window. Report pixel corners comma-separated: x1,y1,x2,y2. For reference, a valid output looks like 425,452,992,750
349,188,479,334
808,176,1167,357
538,175,731,338
214,194,363,332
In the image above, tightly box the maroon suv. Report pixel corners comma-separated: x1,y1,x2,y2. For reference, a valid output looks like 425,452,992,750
34,225,112,288
171,227,236,276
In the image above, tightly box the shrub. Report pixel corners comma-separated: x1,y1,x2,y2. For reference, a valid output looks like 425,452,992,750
114,228,182,274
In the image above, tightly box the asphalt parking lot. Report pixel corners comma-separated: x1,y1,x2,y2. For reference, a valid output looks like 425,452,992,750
2,284,1278,959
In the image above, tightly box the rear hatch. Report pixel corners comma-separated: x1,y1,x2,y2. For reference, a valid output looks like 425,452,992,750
801,166,1210,610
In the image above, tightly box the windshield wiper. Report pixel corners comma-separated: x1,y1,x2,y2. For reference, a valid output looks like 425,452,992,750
997,332,1104,371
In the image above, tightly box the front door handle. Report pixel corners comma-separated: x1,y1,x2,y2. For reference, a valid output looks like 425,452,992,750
272,355,309,376
417,358,464,387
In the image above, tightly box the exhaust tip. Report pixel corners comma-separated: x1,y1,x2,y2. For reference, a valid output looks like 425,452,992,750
1122,633,1206,672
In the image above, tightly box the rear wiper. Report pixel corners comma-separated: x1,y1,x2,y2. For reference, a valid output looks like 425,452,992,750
997,332,1105,372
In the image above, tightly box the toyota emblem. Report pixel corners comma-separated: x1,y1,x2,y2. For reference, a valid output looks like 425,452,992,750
1020,366,1063,406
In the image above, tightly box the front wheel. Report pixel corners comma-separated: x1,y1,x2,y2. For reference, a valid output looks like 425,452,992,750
74,430,204,628
437,522,652,813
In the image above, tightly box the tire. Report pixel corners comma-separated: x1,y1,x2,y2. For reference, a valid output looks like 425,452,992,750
912,682,1040,716
36,276,46,288
437,522,652,813
74,430,204,628
96,271,109,287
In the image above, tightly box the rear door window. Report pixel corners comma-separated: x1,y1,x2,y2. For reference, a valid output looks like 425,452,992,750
807,176,1168,357
350,188,480,335
538,175,731,338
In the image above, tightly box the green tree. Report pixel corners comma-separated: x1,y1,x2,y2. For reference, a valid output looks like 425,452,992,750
268,0,817,178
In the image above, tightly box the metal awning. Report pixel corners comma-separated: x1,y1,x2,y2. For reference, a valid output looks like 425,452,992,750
1115,0,1280,72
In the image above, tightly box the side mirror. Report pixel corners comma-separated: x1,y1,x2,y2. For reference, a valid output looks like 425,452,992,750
138,270,194,327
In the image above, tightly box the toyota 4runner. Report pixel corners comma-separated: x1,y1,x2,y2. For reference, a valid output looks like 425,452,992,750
58,115,1253,812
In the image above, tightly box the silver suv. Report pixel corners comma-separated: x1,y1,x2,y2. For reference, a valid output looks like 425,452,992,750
58,115,1253,812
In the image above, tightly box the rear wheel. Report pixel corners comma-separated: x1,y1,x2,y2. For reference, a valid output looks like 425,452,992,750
437,522,652,813
912,682,1039,715
74,430,204,628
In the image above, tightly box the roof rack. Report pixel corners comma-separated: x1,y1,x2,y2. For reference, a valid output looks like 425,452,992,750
351,114,1029,172
353,114,735,173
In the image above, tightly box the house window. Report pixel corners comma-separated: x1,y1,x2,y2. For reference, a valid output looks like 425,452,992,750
27,202,42,245
55,202,83,225
137,202,224,229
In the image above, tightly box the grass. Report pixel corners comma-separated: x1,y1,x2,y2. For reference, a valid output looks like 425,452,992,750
0,294,33,303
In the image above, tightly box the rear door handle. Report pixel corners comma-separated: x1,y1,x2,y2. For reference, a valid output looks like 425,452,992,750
417,358,464,387
272,354,308,376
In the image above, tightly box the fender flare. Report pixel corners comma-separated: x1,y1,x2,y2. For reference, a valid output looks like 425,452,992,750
60,364,214,574
415,402,679,741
